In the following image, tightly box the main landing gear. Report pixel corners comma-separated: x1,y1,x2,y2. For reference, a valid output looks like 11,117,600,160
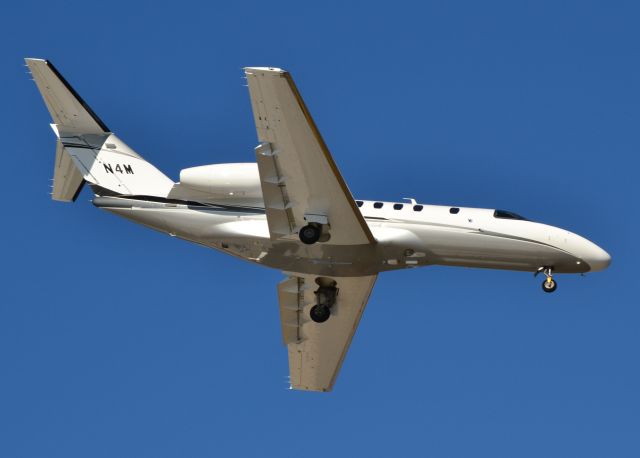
536,267,557,293
310,303,331,323
310,283,338,323
299,224,321,245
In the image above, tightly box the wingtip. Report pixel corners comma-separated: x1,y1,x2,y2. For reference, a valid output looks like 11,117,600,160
24,58,49,69
244,66,287,74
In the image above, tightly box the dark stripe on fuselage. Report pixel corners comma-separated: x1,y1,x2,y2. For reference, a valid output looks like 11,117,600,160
90,185,264,210
61,142,95,150
92,194,266,214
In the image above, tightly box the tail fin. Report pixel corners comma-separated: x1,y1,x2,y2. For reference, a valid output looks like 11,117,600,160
26,58,174,200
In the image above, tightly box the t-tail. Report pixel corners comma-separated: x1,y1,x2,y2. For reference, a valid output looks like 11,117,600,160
25,58,174,201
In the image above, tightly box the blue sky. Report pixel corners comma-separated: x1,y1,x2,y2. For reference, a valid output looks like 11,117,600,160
1,0,638,456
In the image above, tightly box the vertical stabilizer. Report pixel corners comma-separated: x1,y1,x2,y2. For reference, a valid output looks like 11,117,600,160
52,139,85,202
26,58,175,199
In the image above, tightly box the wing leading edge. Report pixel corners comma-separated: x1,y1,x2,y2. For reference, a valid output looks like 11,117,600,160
244,67,375,245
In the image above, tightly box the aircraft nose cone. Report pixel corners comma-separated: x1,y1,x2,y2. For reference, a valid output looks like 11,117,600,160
585,243,611,272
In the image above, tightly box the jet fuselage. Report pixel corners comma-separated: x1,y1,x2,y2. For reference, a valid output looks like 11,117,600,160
93,195,611,277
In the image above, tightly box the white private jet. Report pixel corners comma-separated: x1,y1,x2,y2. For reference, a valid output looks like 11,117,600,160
26,58,611,392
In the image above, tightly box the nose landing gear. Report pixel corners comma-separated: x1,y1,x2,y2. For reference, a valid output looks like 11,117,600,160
536,267,557,293
542,277,557,293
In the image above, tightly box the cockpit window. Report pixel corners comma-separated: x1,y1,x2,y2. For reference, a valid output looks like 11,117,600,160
373,202,383,209
493,209,528,221
393,203,403,210
356,200,363,207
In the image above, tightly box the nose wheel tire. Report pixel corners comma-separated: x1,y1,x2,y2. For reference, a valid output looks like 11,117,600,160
299,224,321,245
310,304,331,323
542,278,557,293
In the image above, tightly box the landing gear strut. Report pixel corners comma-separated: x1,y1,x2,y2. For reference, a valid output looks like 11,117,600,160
310,283,338,323
536,267,557,293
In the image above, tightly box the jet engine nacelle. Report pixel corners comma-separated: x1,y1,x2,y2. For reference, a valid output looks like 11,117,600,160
178,163,263,205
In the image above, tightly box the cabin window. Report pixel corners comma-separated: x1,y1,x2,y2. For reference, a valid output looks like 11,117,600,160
373,202,383,209
450,207,460,214
393,203,403,210
493,209,528,221
413,205,423,211
356,200,363,207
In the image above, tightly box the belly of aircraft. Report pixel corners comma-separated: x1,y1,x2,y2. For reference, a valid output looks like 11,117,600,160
408,225,587,274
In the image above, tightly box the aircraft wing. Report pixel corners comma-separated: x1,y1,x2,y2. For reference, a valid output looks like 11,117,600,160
278,273,377,392
244,67,375,245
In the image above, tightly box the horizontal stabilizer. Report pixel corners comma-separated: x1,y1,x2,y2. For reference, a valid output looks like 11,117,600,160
25,58,109,135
